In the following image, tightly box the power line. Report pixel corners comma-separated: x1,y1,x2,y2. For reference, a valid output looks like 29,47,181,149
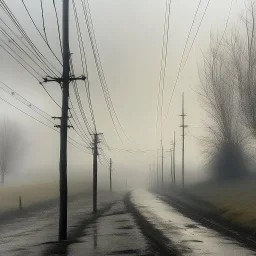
39,0,49,44
165,0,203,120
0,0,61,76
0,95,90,153
72,0,97,132
52,0,63,56
0,80,54,124
20,0,62,65
81,0,132,144
0,27,49,76
182,0,212,67
156,0,172,143
69,59,94,134
0,17,60,77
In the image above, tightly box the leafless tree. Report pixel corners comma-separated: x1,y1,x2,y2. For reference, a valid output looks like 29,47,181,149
199,35,247,180
0,119,23,184
230,2,256,138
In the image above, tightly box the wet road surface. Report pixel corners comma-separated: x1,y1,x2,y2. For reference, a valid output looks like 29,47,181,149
0,193,116,256
130,190,256,255
68,200,159,256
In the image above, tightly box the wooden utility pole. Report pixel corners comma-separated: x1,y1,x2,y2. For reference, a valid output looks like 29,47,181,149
42,0,86,241
167,149,173,185
173,131,176,185
179,93,187,189
92,133,102,213
170,149,173,184
109,158,112,192
58,0,70,241
161,140,164,187
156,150,159,187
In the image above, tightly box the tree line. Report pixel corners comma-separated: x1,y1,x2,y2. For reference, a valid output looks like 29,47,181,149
200,2,256,181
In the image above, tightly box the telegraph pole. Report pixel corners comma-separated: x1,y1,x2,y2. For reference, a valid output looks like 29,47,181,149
170,149,173,184
179,93,187,189
42,0,86,242
167,149,173,185
58,0,69,241
109,158,112,192
173,131,176,185
156,150,159,187
161,140,164,188
91,133,102,213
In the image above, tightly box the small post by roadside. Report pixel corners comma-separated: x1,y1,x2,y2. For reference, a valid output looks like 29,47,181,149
19,196,22,211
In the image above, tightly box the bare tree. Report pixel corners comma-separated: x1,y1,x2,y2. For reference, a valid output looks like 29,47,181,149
199,35,247,181
0,119,23,184
231,2,256,138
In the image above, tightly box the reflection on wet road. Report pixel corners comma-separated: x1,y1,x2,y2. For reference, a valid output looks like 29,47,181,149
130,190,256,255
0,193,115,256
68,200,157,256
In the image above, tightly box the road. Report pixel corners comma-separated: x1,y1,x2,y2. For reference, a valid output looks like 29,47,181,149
2,189,256,255
130,190,256,255
0,192,118,256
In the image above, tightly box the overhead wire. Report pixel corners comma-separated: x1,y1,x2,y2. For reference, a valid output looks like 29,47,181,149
0,80,54,124
165,0,203,121
80,0,132,144
155,0,172,150
0,0,61,76
72,0,97,132
39,0,49,44
52,0,63,56
20,0,62,65
0,95,90,153
182,0,212,67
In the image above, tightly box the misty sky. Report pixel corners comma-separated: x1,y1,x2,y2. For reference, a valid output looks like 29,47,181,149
0,0,246,186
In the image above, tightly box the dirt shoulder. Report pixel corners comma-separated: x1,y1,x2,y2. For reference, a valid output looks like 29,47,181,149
158,188,256,250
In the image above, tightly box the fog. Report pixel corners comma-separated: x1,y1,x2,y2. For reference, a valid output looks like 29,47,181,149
0,0,246,188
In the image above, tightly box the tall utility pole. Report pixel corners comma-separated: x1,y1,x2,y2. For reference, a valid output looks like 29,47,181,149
58,0,69,241
149,164,151,188
109,158,112,192
170,149,173,184
167,149,173,185
92,133,102,213
173,131,176,185
156,150,159,187
161,140,164,188
179,93,187,189
43,0,86,241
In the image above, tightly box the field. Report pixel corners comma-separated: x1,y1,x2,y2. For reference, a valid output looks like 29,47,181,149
188,177,256,229
0,178,92,214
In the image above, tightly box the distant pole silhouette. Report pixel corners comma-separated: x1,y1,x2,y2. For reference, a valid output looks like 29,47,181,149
92,133,102,213
109,158,112,192
161,140,164,188
173,131,176,185
179,93,187,189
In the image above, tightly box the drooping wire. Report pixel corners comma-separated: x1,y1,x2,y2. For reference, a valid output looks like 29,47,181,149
0,3,61,76
182,0,212,67
69,59,94,135
0,27,49,76
80,0,131,144
20,0,62,65
156,0,172,143
72,0,97,132
39,0,49,44
52,0,63,56
0,43,41,81
0,80,54,124
165,0,211,120
0,95,90,153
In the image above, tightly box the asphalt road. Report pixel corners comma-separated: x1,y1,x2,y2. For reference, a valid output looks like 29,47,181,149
130,190,256,255
0,192,117,256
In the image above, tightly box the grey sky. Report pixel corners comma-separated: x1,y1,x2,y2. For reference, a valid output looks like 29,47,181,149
0,0,246,185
